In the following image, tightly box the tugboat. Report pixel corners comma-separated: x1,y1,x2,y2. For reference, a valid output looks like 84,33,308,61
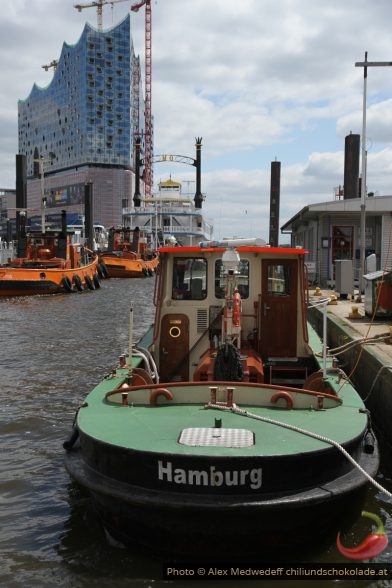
99,226,158,278
0,210,102,296
64,237,379,557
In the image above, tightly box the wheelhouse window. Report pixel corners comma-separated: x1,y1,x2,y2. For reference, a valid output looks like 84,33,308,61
172,257,207,300
214,259,250,299
267,264,291,295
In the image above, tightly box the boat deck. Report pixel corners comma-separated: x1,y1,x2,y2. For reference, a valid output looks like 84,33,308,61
78,373,367,457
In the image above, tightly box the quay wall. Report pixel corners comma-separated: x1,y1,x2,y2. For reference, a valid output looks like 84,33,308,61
308,306,392,449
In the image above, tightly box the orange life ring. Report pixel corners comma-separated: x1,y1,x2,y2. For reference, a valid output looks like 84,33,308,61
270,390,294,410
150,388,173,407
232,291,241,327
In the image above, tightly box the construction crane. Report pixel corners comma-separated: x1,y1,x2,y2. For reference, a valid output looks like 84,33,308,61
42,60,58,72
131,0,153,197
74,0,130,30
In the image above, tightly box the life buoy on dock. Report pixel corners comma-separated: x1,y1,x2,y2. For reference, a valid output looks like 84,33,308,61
270,391,294,410
62,276,73,293
149,388,173,407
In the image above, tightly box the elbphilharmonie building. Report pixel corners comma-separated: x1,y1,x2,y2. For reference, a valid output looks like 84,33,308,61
18,14,145,228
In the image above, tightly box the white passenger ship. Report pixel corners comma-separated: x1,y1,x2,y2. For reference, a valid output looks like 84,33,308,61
122,177,213,247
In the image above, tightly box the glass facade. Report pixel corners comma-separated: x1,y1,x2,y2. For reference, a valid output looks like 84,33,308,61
18,15,143,178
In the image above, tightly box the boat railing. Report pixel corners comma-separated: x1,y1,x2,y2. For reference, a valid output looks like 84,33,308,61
123,204,200,215
308,296,332,378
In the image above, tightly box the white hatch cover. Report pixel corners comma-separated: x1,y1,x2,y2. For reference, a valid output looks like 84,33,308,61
179,427,254,448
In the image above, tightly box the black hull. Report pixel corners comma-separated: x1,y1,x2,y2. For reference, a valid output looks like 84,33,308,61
65,446,378,558
0,280,63,296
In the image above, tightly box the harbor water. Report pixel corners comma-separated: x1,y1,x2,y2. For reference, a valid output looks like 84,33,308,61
0,278,391,588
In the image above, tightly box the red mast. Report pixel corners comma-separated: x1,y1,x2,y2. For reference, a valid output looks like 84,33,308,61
131,0,153,197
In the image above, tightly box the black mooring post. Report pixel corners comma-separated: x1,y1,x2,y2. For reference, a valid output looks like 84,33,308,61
269,160,281,248
194,137,203,209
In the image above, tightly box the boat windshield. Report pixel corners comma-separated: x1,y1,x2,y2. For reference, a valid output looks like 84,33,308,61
214,259,250,299
172,257,207,300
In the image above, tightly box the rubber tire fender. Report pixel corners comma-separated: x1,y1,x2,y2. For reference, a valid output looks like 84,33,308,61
85,275,95,290
73,274,83,291
97,262,108,279
93,274,101,289
62,276,73,293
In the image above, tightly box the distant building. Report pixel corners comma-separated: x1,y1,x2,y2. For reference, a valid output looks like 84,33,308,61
0,188,16,239
17,15,146,228
281,194,392,287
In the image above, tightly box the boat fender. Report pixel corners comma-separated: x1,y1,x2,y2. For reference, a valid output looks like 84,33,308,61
98,262,109,279
93,274,101,289
150,388,173,407
85,275,95,290
73,274,83,291
363,427,376,454
63,426,79,450
143,268,148,276
270,390,294,410
62,276,73,293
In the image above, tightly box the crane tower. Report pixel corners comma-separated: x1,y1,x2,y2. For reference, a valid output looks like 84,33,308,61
131,0,153,197
74,0,130,30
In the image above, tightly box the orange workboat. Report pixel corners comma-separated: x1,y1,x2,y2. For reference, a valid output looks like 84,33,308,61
100,227,158,279
0,212,103,297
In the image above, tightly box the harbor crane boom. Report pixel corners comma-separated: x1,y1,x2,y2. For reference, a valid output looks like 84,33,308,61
131,0,153,197
74,0,129,30
42,60,58,71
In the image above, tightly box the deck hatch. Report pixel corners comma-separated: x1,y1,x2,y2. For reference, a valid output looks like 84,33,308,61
179,427,254,447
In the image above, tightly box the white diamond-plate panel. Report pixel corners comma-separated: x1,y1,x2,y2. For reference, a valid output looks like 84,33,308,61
179,427,254,447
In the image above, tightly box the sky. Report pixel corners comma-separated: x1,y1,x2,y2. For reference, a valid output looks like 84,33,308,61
2,0,392,241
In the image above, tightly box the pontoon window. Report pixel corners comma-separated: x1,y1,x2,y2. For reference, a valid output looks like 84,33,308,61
267,264,291,295
214,259,249,299
172,258,207,300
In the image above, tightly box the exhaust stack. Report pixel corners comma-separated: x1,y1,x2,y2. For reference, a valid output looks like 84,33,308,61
269,160,281,247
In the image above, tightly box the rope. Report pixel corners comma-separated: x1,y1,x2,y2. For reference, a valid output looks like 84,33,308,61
363,365,392,403
326,333,391,356
207,402,392,499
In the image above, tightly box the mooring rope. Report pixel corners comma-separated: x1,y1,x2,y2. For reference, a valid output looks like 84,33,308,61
207,402,392,499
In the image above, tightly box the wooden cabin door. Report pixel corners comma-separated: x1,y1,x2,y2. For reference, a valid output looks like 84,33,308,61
159,314,190,382
259,259,298,358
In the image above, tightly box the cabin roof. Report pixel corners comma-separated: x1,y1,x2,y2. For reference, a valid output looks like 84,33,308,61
158,245,308,255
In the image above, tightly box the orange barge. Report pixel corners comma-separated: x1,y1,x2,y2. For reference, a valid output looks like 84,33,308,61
99,227,158,279
0,212,103,297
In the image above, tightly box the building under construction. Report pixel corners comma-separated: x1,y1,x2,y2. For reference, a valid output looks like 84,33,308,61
17,13,146,228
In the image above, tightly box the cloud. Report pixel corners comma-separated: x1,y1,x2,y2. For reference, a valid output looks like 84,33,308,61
2,0,392,242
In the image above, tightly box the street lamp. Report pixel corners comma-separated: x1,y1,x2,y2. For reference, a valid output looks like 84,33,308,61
355,53,392,295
